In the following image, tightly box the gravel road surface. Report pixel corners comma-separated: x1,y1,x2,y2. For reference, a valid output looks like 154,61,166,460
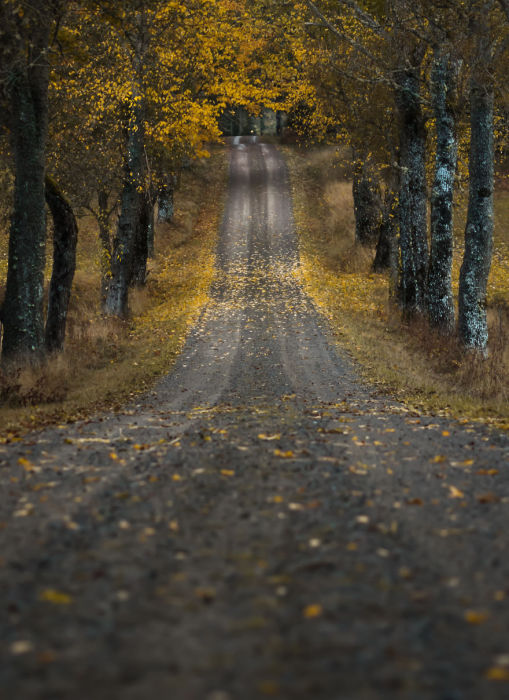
0,137,508,699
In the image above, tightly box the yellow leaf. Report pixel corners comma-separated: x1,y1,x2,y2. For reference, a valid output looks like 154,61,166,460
274,449,294,458
258,433,281,441
464,610,489,624
485,667,509,681
18,457,34,471
39,589,72,605
220,469,235,477
303,604,323,619
431,455,447,464
172,474,182,482
448,486,464,499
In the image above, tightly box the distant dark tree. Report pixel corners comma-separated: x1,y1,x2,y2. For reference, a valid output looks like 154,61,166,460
44,177,78,353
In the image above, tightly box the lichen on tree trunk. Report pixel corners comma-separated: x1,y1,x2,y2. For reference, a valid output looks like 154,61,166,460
396,66,428,316
458,75,494,352
157,181,175,224
427,49,459,333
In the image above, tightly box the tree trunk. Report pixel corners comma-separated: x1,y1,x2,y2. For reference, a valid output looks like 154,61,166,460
373,187,397,273
458,75,494,351
396,67,429,315
97,190,112,305
352,161,382,245
157,180,175,224
427,50,459,333
1,30,50,365
104,98,145,317
147,187,156,258
44,177,78,353
129,191,150,287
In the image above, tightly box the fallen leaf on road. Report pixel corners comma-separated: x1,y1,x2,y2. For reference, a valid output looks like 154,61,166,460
464,610,489,624
407,498,423,506
10,641,34,655
39,589,73,605
485,667,509,681
274,449,294,458
195,587,216,602
448,485,464,499
477,492,500,504
303,604,323,619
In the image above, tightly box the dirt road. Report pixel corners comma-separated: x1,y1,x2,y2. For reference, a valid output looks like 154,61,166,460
1,138,508,699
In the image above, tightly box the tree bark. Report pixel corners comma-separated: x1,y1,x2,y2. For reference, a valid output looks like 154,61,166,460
157,179,175,224
129,190,150,287
396,66,429,315
352,161,382,246
373,187,397,273
427,50,459,333
147,189,155,259
44,177,78,353
97,190,112,305
104,98,145,317
458,75,494,351
1,26,50,365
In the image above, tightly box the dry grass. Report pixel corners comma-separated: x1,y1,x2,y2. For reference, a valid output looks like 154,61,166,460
286,144,509,429
0,146,227,438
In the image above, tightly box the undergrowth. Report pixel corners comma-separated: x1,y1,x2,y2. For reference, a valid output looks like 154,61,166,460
286,145,509,429
0,147,226,439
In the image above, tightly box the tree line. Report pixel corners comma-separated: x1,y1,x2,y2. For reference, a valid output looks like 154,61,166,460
0,0,268,366
279,0,508,353
0,0,507,369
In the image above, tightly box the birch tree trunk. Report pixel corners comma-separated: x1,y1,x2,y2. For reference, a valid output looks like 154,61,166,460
44,177,78,353
458,75,494,351
1,26,50,364
396,67,428,315
427,50,459,332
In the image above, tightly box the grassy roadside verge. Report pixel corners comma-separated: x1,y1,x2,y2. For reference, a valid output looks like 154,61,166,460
285,145,509,429
0,146,228,440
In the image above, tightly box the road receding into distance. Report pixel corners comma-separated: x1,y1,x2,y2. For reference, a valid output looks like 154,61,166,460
0,137,508,699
